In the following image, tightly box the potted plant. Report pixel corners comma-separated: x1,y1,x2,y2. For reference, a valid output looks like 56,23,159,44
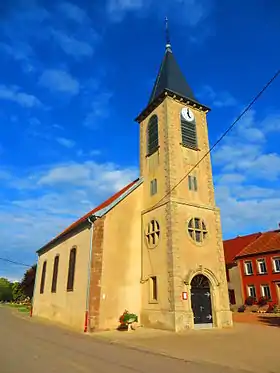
118,310,138,331
245,296,255,306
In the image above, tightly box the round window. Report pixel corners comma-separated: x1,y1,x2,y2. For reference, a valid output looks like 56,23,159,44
188,218,207,243
145,220,160,248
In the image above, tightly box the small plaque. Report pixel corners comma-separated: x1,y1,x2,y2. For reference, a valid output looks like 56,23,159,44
182,292,188,300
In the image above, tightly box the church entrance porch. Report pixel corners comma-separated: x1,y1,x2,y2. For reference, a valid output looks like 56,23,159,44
191,274,213,329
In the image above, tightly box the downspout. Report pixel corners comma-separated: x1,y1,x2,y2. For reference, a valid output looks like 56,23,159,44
30,259,39,317
84,215,96,332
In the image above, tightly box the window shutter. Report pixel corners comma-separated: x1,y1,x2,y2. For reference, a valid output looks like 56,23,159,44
147,115,159,155
181,117,197,149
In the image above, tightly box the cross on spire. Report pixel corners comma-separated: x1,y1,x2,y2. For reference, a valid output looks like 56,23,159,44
165,17,172,52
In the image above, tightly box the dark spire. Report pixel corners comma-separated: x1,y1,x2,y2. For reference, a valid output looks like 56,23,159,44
148,18,197,105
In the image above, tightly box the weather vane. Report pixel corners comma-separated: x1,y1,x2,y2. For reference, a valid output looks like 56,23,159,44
165,17,171,50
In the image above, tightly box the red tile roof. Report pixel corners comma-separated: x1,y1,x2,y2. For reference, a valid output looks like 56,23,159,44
38,178,140,253
236,230,280,258
223,233,261,264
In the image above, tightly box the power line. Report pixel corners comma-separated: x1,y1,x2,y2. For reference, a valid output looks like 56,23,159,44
152,68,280,209
0,257,32,268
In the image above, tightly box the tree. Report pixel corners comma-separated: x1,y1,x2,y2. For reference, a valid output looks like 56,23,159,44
12,281,24,302
21,264,37,299
0,278,13,301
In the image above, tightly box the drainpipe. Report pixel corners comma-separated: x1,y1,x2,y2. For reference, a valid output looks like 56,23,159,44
30,260,39,317
84,215,96,332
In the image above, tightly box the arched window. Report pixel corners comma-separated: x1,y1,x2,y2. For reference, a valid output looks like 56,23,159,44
67,247,77,292
147,115,159,156
40,261,47,294
51,255,59,293
181,113,197,149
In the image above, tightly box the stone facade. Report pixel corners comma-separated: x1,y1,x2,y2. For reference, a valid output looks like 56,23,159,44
139,96,232,331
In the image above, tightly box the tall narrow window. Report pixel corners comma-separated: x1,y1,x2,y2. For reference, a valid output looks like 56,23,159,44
149,276,158,302
51,255,59,293
181,111,197,149
244,261,253,275
147,115,158,156
257,259,267,274
247,285,256,299
273,257,280,272
261,284,271,299
40,261,47,294
188,175,197,191
67,247,77,292
150,179,157,196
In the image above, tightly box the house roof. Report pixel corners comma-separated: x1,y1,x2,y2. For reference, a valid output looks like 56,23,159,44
37,178,142,254
235,230,280,258
223,233,261,264
148,45,197,106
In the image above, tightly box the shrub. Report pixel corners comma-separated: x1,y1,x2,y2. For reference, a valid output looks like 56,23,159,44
258,296,268,306
245,296,255,306
119,310,138,326
238,305,246,312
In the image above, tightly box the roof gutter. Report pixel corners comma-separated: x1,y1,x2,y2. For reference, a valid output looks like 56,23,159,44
84,215,97,333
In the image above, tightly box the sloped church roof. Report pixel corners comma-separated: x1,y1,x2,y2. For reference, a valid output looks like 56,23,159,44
148,45,196,105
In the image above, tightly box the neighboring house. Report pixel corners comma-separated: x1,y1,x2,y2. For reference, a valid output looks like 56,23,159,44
235,230,280,305
223,230,280,306
223,233,261,306
32,34,233,333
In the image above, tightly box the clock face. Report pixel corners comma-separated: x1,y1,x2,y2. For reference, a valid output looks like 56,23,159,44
181,107,195,122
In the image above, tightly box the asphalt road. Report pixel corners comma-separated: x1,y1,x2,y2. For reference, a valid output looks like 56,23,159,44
0,306,247,373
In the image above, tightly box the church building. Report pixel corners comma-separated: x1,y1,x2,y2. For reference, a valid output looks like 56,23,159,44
32,30,233,332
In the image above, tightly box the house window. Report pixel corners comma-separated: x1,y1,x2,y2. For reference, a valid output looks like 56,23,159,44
261,284,271,299
188,175,197,191
147,115,158,156
149,276,158,302
67,247,77,292
150,179,157,196
257,259,267,274
244,261,253,275
187,218,207,243
247,285,256,299
51,255,59,293
181,112,197,149
40,261,47,294
145,220,160,248
272,257,280,272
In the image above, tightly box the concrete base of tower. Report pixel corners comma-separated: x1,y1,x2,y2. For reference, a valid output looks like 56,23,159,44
140,309,233,332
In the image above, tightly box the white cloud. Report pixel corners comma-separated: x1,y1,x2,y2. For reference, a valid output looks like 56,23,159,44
39,69,80,95
51,29,95,58
199,85,238,108
106,0,212,27
56,137,76,148
84,92,113,128
0,85,42,108
0,41,33,62
58,2,88,23
213,110,280,237
0,160,138,267
107,0,146,21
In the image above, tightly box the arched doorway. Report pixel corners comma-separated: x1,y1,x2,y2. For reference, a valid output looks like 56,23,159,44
191,274,213,325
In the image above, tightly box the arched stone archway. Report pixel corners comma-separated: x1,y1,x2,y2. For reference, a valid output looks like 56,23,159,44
191,274,213,326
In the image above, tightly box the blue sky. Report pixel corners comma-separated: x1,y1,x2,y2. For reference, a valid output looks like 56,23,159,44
0,0,280,281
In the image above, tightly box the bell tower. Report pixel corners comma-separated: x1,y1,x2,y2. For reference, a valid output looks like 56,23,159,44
136,19,232,331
